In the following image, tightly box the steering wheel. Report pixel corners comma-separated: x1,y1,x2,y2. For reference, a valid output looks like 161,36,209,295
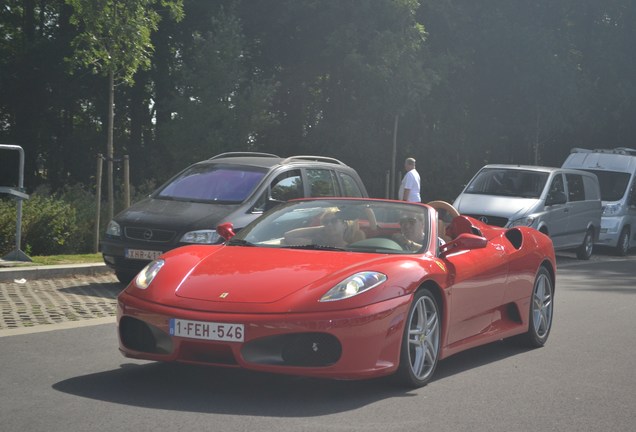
427,200,460,242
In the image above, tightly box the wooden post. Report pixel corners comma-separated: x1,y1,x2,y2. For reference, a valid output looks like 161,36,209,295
94,154,103,253
123,154,130,209
391,114,398,199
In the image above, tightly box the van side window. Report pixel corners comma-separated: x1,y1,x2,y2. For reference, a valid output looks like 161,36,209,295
307,168,338,197
271,170,303,201
338,172,364,197
565,174,585,202
252,169,303,212
547,174,566,204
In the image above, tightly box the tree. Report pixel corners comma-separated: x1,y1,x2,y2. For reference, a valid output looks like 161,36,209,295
65,0,183,219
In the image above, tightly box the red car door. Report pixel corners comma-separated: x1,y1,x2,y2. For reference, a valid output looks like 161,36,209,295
443,241,508,346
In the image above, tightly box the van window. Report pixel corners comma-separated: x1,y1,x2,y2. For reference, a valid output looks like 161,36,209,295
465,168,548,198
583,169,631,201
338,172,364,197
565,174,585,202
582,175,600,200
271,170,303,201
307,168,338,197
547,174,565,203
157,164,267,203
252,170,303,212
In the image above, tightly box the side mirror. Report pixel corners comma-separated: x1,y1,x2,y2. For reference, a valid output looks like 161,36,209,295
440,233,488,257
216,222,236,241
546,191,567,206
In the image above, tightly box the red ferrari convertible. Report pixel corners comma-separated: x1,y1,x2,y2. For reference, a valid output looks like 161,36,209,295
117,198,555,388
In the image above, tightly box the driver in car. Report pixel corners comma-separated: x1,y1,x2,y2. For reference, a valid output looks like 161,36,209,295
393,214,426,251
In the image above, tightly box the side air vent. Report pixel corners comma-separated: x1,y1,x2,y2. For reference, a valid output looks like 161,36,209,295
505,228,523,249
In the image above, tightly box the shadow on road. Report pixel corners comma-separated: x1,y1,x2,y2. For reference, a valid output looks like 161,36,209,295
555,254,636,295
52,340,532,416
58,282,124,299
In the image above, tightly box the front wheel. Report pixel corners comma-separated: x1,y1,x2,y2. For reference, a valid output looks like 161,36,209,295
395,288,441,388
115,270,138,285
616,227,630,256
522,267,554,348
576,228,594,260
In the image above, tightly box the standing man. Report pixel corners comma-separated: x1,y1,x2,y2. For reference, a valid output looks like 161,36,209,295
398,157,421,202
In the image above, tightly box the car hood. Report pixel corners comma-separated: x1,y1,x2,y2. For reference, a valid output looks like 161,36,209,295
116,197,239,230
455,194,541,218
172,246,382,304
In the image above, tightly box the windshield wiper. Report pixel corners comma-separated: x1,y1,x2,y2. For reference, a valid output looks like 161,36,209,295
226,239,255,247
282,244,347,251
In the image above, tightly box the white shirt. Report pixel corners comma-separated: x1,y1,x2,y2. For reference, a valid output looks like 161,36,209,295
399,169,421,202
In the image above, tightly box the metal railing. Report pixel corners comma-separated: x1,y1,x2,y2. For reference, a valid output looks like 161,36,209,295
0,144,31,261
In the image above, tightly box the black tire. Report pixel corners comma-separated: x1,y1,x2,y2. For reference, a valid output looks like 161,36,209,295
576,228,594,260
395,288,441,388
115,270,137,285
522,267,554,348
615,227,630,256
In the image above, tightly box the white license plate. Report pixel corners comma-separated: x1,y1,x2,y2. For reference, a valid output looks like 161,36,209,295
169,319,244,342
125,249,163,260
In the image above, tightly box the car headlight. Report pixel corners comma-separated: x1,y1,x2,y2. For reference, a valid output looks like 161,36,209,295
135,259,165,289
603,204,620,216
508,216,536,228
105,220,121,237
320,272,387,302
180,230,220,244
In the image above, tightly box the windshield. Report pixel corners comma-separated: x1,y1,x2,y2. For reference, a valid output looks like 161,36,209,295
464,168,549,198
157,163,267,203
229,199,431,254
582,169,631,202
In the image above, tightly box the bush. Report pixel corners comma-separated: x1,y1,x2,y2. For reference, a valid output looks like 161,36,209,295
19,194,78,255
0,198,18,255
0,185,99,256
0,180,157,257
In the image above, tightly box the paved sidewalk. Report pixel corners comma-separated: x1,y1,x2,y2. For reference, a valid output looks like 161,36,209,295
0,263,122,332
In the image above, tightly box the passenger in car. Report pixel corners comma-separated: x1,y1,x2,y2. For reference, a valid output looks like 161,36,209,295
283,208,365,247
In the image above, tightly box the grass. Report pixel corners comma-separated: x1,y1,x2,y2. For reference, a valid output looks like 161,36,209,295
3,253,103,266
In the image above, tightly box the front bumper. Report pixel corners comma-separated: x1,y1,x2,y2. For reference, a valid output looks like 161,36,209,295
117,291,412,380
597,217,622,246
101,237,173,274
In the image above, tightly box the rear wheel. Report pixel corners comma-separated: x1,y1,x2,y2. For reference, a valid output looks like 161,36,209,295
576,228,594,260
395,288,441,388
522,267,554,348
616,227,630,256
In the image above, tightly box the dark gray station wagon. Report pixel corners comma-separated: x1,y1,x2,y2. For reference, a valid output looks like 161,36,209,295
101,152,369,283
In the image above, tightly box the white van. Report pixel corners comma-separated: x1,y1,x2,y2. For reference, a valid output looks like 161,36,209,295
453,164,602,259
562,148,636,255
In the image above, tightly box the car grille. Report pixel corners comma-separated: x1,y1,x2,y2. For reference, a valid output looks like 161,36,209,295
464,214,509,227
124,226,176,243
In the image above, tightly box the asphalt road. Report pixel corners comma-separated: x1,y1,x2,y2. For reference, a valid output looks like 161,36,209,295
1,252,635,432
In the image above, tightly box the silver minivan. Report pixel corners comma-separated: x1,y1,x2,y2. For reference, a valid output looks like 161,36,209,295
453,164,602,259
562,147,636,255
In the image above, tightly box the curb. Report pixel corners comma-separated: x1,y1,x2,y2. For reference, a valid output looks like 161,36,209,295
0,263,113,283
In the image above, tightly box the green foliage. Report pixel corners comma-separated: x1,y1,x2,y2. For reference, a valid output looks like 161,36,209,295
0,185,109,256
0,194,75,256
3,0,636,205
65,0,184,85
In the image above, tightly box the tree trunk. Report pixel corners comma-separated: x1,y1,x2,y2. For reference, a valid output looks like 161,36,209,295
107,70,115,221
